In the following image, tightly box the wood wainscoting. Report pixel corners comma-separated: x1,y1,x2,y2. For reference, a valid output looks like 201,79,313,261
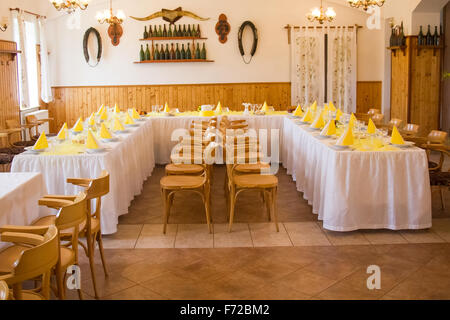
47,82,291,132
356,81,382,114
0,40,20,131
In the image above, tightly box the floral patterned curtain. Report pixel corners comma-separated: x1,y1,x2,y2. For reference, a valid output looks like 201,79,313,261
38,18,53,103
11,10,30,108
290,26,325,107
327,27,357,113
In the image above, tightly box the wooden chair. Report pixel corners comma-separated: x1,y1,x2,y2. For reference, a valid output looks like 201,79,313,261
422,145,450,210
427,130,448,145
0,281,8,300
32,192,87,300
25,115,54,139
0,225,59,300
368,109,381,116
40,171,110,299
371,113,385,126
226,163,279,232
5,119,35,147
389,118,404,128
402,124,420,137
160,168,212,234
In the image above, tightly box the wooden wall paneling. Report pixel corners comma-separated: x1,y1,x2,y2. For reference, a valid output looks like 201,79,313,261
356,81,382,113
390,37,411,124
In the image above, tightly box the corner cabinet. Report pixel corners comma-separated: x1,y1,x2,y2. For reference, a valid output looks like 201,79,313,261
390,36,443,135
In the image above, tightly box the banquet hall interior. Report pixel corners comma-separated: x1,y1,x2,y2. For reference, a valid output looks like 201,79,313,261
0,0,450,301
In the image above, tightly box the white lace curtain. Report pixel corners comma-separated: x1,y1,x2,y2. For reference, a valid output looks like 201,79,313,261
328,27,357,113
38,18,53,103
290,26,357,112
290,27,325,107
12,10,30,108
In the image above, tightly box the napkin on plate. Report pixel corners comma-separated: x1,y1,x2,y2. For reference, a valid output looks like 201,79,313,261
215,101,222,114
73,117,84,132
57,123,68,140
33,132,49,150
367,118,377,134
321,119,336,136
293,105,303,117
261,101,269,113
88,113,96,126
132,108,141,119
310,111,325,129
100,108,108,120
349,113,357,128
336,126,354,146
125,113,135,125
164,102,170,113
335,109,343,121
113,118,125,131
301,108,313,123
391,126,405,145
86,129,99,150
310,101,317,111
100,123,112,139
114,104,120,114
97,104,105,115
329,101,336,112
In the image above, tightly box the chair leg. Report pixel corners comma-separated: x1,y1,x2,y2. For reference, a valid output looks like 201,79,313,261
97,232,109,277
55,263,65,300
271,188,279,232
440,187,446,210
86,231,99,299
162,189,170,234
228,191,236,232
204,191,212,234
264,191,271,222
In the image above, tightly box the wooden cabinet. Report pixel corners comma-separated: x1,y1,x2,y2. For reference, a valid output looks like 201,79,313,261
390,36,443,135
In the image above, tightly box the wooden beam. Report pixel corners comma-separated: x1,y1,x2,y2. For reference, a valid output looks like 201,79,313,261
9,8,46,19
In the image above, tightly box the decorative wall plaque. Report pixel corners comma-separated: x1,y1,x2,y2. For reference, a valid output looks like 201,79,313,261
130,7,209,25
215,14,230,44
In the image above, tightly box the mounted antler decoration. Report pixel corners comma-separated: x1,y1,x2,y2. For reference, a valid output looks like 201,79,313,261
215,14,230,44
130,7,209,25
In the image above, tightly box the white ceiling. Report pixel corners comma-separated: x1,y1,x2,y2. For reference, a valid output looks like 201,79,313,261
413,0,449,12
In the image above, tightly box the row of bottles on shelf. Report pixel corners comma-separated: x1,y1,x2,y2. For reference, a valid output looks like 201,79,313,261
139,43,207,61
143,24,201,39
390,22,406,47
418,25,443,46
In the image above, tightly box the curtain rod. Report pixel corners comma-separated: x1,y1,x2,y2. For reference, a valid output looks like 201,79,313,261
9,8,47,19
284,24,362,44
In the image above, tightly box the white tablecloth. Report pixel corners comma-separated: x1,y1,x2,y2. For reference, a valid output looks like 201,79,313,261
0,173,49,249
11,120,155,234
150,114,285,164
281,117,432,231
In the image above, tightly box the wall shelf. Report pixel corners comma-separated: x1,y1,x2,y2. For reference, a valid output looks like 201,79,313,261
140,37,207,41
135,59,214,64
387,46,407,57
416,44,444,57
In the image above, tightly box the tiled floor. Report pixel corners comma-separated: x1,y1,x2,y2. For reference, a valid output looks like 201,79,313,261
70,165,450,300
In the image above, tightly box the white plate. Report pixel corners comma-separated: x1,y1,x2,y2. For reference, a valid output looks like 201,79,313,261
391,141,415,148
101,137,119,143
114,130,129,134
315,135,331,140
86,148,107,154
136,118,146,122
125,123,139,127
331,144,351,150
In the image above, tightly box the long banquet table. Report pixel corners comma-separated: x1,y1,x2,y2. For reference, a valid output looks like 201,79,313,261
281,117,432,231
0,173,49,249
11,119,155,234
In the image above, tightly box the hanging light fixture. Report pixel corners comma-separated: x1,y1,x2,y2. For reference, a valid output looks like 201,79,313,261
50,0,89,14
307,0,336,24
347,0,385,11
96,0,126,46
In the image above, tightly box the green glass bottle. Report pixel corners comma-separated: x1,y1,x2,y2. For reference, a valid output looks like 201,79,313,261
163,24,168,37
177,25,183,37
175,43,181,60
165,44,170,60
148,25,153,38
143,26,148,39
181,44,186,59
418,26,424,46
187,24,192,37
139,45,145,62
157,25,162,37
182,24,187,37
170,43,175,60
195,43,201,59
186,43,192,60
201,43,206,60
145,44,151,61
154,44,160,60
197,24,201,37
168,24,173,37
433,26,439,46
160,44,165,60
426,25,433,45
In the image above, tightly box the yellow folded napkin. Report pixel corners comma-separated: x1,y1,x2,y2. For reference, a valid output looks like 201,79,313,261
391,126,405,145
323,103,329,112
100,108,108,121
321,119,336,136
293,105,303,117
57,123,68,140
329,101,336,112
261,101,269,113
310,111,325,129
86,129,99,149
349,113,357,128
164,102,170,113
200,110,215,117
88,113,96,126
33,132,48,150
132,108,141,119
301,108,313,123
367,118,377,134
97,104,105,115
336,126,354,146
113,118,125,131
72,117,84,132
114,104,120,114
215,101,222,114
125,113,135,125
100,123,112,139
335,109,343,121
310,101,317,111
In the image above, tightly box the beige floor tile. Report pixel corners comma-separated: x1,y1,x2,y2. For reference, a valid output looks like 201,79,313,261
214,223,253,248
276,269,337,296
322,229,371,246
431,219,450,242
175,224,214,248
361,230,408,245
249,223,293,247
101,225,143,249
284,222,331,246
399,229,445,244
244,282,311,300
104,285,166,300
135,224,177,248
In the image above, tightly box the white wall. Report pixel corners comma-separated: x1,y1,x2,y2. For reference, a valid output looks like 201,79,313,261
43,0,385,86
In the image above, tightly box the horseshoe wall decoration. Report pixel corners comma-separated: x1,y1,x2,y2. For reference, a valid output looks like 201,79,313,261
83,27,102,67
238,21,258,64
